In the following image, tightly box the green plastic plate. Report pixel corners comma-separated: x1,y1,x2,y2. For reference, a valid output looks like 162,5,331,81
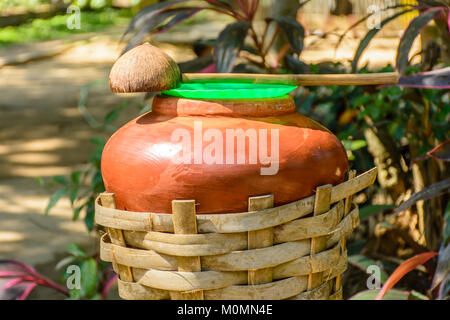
161,82,297,99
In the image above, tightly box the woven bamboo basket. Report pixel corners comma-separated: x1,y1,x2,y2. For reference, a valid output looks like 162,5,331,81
95,167,377,300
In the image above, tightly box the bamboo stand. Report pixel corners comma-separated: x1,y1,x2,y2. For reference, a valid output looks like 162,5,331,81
96,168,377,300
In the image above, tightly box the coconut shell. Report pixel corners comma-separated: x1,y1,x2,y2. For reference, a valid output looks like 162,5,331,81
109,43,181,93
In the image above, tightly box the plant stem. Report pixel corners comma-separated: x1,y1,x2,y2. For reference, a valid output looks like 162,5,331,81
248,25,269,72
263,24,280,57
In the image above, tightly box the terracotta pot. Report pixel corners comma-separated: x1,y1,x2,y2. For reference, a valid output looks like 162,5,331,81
101,95,348,214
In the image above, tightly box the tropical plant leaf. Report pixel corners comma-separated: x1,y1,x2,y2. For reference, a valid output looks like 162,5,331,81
396,67,450,89
272,16,305,55
124,7,202,53
376,251,438,300
155,8,202,34
431,243,450,293
349,254,389,283
179,55,214,73
359,204,396,220
215,21,251,72
352,9,414,72
350,288,409,300
394,178,450,214
203,0,233,10
335,3,415,53
284,55,309,74
396,8,443,73
123,0,188,36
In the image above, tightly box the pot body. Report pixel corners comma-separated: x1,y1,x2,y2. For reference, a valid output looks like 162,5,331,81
101,95,348,214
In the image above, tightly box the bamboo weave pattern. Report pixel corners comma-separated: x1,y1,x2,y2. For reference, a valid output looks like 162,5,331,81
96,168,377,300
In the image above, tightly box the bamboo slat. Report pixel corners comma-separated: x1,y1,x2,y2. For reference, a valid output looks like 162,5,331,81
170,200,203,300
247,194,274,285
100,193,134,282
335,170,357,293
308,185,332,290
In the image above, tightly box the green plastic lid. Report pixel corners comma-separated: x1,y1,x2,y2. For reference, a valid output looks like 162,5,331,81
161,82,297,99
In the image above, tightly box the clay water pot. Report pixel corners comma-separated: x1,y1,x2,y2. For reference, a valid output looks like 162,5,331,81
101,94,348,214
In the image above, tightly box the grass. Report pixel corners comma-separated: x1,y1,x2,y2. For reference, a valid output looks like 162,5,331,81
0,0,51,12
0,8,132,46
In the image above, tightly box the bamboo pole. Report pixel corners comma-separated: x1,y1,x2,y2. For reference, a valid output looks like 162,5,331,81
182,72,399,86
170,200,204,300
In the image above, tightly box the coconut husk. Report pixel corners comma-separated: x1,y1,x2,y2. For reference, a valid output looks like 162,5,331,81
109,43,181,93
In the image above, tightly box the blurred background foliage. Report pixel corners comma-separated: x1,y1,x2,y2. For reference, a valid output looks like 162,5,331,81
0,0,448,300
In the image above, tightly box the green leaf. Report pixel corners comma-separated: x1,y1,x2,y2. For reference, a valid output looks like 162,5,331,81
104,107,123,125
347,239,365,256
272,16,305,55
72,206,83,221
52,175,68,185
84,204,95,231
396,8,443,73
90,136,106,147
69,188,78,205
90,293,102,300
342,139,367,151
359,204,395,220
352,9,413,72
350,288,409,300
352,94,371,108
80,258,98,298
71,171,82,185
69,288,82,300
45,188,68,215
66,243,87,258
407,290,429,300
215,21,251,73
349,254,388,283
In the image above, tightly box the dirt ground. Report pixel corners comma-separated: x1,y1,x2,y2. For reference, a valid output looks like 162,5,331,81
0,22,416,299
